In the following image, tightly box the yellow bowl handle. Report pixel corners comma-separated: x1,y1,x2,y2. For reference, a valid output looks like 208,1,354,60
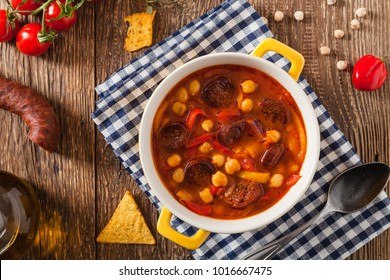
157,207,210,250
251,38,305,82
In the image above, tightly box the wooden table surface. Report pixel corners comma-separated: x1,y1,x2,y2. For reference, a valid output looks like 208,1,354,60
0,0,389,260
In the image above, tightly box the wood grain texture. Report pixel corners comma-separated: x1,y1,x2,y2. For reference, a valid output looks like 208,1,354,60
0,0,389,260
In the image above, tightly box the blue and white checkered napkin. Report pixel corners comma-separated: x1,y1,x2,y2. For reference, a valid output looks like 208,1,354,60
92,0,390,259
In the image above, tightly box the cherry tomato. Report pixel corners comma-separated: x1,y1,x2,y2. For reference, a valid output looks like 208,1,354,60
352,55,388,91
44,0,77,31
0,10,20,42
16,23,52,56
10,0,42,16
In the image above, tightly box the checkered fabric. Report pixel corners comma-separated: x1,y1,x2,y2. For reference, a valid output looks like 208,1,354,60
92,0,390,260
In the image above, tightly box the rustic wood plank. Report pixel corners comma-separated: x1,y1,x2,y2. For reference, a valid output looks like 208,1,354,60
0,2,96,259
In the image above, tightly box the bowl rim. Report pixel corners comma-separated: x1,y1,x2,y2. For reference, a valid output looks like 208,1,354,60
139,52,320,234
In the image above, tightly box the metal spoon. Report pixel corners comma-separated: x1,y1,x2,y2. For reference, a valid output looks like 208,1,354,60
243,162,390,260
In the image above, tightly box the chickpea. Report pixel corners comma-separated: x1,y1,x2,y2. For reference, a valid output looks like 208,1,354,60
269,174,284,188
225,158,241,175
290,164,299,173
274,11,284,22
199,188,213,203
172,101,187,116
337,60,348,71
266,130,281,143
201,119,214,132
294,11,304,22
212,153,226,167
350,19,360,30
212,171,228,187
241,98,253,112
188,79,201,95
319,46,331,56
167,154,182,167
176,87,189,102
199,141,212,154
241,80,257,94
172,168,185,183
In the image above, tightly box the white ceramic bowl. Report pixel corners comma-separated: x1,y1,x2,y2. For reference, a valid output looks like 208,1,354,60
139,40,320,236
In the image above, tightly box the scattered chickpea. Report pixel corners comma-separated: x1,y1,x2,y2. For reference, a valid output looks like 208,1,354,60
212,171,228,187
260,16,268,25
241,80,257,94
319,46,331,55
241,98,253,112
294,11,304,22
199,141,213,154
212,153,226,167
188,79,201,95
225,158,241,175
199,188,213,203
336,60,348,71
334,29,345,39
355,7,367,18
176,87,189,103
274,11,284,22
266,130,281,143
172,168,185,183
201,119,214,132
350,19,360,30
172,101,187,116
327,0,336,5
269,174,284,188
167,154,182,167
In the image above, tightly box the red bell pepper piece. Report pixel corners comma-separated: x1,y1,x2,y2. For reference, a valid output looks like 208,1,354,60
216,108,241,123
212,140,231,155
186,132,212,148
285,174,301,187
210,186,225,196
240,157,256,171
183,200,212,216
185,108,206,130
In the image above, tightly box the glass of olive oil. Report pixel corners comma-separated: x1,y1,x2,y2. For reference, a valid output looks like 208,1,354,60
0,171,40,259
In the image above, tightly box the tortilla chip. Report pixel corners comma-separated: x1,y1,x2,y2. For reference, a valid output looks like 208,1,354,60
97,191,156,245
124,11,156,52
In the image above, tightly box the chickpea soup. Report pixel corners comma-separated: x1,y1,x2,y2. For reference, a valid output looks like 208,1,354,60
152,65,307,219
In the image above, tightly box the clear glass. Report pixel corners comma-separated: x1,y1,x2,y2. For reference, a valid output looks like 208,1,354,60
0,171,40,259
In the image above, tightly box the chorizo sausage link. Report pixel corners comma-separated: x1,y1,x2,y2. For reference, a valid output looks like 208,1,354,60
0,76,60,153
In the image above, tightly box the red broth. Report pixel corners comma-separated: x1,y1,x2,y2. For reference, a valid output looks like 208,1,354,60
152,65,306,219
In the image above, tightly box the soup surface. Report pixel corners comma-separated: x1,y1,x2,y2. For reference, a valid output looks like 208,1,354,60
152,65,306,219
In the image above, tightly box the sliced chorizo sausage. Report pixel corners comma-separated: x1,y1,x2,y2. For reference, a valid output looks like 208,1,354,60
224,180,263,209
261,143,284,169
159,122,188,151
259,98,290,124
216,119,245,146
201,76,235,108
184,158,216,186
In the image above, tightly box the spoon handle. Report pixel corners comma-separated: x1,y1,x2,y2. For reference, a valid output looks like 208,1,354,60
242,204,333,260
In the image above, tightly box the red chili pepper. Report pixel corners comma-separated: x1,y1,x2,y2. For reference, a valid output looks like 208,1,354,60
216,108,241,123
183,200,212,216
185,108,206,130
285,174,301,187
352,55,388,91
186,132,212,148
212,140,231,155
